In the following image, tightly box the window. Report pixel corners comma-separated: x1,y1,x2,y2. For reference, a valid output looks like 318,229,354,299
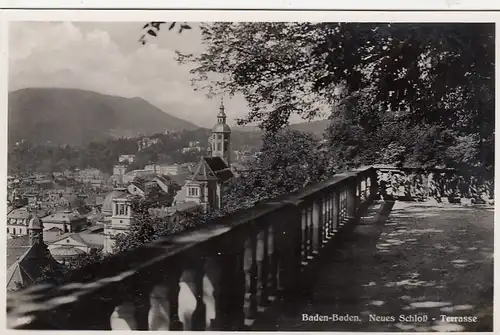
217,143,222,151
118,204,126,216
13,228,16,235
188,187,199,197
7,228,9,234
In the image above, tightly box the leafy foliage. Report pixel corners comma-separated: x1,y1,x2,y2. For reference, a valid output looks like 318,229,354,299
173,22,493,177
139,22,192,45
224,129,331,210
378,169,494,204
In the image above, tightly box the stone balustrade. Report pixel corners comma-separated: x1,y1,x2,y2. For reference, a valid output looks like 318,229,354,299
7,165,436,330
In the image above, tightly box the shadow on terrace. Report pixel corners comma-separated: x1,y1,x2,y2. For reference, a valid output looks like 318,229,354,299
6,165,494,331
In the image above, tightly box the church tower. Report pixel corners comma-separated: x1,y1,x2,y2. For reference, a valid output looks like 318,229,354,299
103,189,133,253
211,99,231,168
28,214,44,246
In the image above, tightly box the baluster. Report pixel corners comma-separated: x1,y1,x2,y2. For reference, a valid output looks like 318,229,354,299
256,228,270,307
337,191,342,224
312,199,322,254
372,169,379,199
363,176,369,201
244,234,258,323
307,206,314,260
279,203,303,297
322,196,328,240
62,294,116,329
360,177,365,201
358,178,362,201
181,260,206,330
366,175,371,198
331,192,337,233
424,171,431,200
356,177,361,205
205,246,245,331
148,267,183,330
110,290,150,330
300,208,309,264
276,217,287,294
333,191,340,230
345,188,349,215
346,179,357,220
267,225,278,300
204,257,218,330
326,194,332,239
110,301,137,330
340,189,346,226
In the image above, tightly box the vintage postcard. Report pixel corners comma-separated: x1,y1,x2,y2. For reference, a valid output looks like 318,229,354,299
2,9,496,332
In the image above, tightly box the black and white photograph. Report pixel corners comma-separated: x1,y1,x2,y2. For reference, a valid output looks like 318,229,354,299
4,12,495,332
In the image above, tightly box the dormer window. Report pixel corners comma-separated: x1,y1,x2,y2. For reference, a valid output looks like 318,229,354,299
188,187,199,197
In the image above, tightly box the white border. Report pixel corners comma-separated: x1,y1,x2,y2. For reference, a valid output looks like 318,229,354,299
0,9,498,335
2,9,500,22
2,0,500,10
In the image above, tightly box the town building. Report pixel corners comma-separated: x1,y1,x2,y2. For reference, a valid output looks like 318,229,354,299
118,154,136,164
102,188,133,253
56,194,85,211
7,215,60,291
7,206,48,237
7,207,31,236
48,231,104,263
74,168,110,188
113,164,127,176
210,99,232,167
174,100,233,212
41,210,87,234
137,137,160,151
144,163,190,176
122,169,157,184
63,169,75,179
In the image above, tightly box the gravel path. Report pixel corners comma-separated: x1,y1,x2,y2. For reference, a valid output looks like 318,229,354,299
253,201,494,332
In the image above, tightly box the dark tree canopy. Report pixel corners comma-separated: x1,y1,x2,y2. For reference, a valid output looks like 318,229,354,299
171,22,494,174
224,128,331,210
177,23,493,129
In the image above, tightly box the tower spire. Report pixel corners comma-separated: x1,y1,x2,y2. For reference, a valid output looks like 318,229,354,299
219,97,225,113
211,97,231,167
218,97,226,122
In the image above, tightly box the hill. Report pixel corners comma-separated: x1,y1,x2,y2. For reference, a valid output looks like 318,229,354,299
289,119,330,136
8,88,200,146
234,119,330,138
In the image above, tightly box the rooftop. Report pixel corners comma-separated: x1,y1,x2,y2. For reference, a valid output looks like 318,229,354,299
41,211,84,223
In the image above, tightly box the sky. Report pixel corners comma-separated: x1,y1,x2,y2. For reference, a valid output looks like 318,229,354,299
9,21,291,128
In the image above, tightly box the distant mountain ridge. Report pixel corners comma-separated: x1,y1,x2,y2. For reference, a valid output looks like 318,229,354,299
8,88,200,146
234,119,330,137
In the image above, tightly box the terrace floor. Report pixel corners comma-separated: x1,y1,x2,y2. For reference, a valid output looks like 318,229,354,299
252,200,494,332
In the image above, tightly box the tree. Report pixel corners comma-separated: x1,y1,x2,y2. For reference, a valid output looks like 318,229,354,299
139,22,192,45
171,23,493,178
224,128,330,210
